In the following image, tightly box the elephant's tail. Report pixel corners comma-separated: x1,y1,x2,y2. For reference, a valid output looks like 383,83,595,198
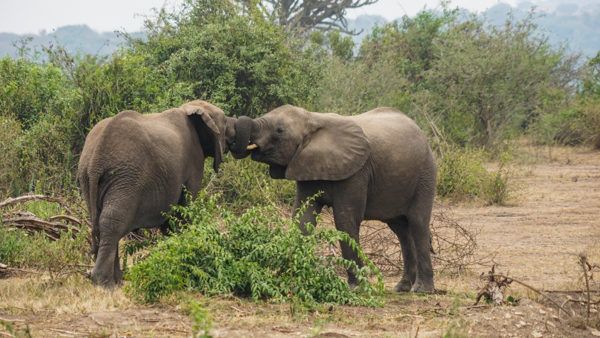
82,171,101,260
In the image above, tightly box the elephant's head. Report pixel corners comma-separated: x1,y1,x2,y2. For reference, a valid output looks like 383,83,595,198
231,105,370,181
180,100,237,172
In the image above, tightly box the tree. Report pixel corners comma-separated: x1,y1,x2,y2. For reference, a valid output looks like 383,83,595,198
252,0,378,34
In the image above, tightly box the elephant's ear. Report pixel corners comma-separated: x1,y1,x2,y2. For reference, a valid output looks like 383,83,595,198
286,115,370,181
181,101,224,172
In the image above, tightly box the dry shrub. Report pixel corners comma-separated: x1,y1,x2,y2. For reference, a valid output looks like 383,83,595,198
359,205,489,276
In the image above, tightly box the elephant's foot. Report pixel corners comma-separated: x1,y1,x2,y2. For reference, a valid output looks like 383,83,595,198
410,279,434,293
347,274,359,289
91,269,118,289
114,269,124,286
393,278,413,293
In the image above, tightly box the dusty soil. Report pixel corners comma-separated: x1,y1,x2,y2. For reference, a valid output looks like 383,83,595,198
1,145,599,337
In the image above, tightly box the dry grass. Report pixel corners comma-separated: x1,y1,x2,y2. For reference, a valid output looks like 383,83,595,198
0,275,132,316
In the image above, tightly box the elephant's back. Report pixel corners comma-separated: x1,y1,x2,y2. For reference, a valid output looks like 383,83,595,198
85,110,193,173
349,109,436,219
350,108,431,160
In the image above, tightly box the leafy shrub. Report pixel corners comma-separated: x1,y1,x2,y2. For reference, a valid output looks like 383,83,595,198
203,158,295,213
18,113,78,194
577,98,600,148
0,116,23,196
187,300,212,338
483,159,511,206
0,228,29,266
437,147,511,204
126,192,383,306
0,227,89,277
0,57,77,127
530,108,584,145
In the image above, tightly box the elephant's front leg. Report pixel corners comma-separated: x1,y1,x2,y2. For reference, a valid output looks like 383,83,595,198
293,183,324,235
331,182,368,287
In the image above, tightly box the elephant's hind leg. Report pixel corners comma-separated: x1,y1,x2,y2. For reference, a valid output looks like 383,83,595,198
92,209,130,288
407,203,434,292
113,245,123,285
388,217,417,292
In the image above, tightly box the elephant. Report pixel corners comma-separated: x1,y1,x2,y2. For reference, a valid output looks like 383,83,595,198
229,105,437,292
77,100,236,288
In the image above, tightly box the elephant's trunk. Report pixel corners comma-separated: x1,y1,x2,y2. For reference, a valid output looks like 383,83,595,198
230,116,254,158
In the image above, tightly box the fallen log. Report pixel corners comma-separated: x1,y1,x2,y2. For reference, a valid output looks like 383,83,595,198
2,212,81,240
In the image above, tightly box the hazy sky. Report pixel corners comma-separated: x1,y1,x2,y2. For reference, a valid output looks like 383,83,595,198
0,0,520,34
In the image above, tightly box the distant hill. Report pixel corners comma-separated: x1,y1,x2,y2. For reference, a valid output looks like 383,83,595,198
0,25,142,58
0,1,598,60
483,1,600,58
346,2,600,59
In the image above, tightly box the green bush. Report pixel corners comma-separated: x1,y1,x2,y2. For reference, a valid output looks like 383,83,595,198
0,228,29,266
126,192,383,306
0,227,89,277
530,108,584,146
437,147,511,204
203,157,296,213
18,113,78,194
0,116,23,196
0,57,77,127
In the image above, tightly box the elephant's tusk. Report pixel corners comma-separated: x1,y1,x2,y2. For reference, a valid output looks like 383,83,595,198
247,144,258,150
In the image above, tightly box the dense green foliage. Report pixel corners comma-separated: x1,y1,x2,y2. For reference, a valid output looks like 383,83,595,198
126,193,383,305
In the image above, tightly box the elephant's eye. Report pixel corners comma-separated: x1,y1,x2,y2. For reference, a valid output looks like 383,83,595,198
276,126,284,134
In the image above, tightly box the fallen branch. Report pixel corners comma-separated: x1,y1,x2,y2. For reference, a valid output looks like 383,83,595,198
475,265,513,305
0,193,91,243
48,214,84,226
0,194,75,214
580,254,592,323
491,273,572,317
2,213,80,240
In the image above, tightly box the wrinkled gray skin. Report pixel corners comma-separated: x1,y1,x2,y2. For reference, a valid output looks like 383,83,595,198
230,105,436,292
78,100,236,288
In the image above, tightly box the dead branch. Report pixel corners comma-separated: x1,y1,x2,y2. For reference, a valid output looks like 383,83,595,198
0,193,91,244
0,263,41,277
0,194,75,215
579,254,592,323
48,214,84,225
474,265,513,305
492,273,573,317
2,212,80,240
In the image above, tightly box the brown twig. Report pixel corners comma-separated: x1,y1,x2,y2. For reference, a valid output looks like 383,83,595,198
0,194,74,214
474,265,513,305
491,273,572,317
579,254,593,323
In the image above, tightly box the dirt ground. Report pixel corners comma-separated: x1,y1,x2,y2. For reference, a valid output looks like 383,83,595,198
1,145,599,337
